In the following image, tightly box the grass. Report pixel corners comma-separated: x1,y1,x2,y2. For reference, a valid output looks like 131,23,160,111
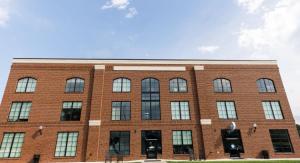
168,161,300,163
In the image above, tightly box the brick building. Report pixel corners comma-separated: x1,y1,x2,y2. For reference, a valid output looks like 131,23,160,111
0,58,299,162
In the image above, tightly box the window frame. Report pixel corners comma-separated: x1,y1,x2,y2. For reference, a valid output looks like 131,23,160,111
7,101,32,122
169,78,188,93
112,77,131,93
170,101,191,120
109,131,131,155
172,130,193,154
141,77,161,120
15,77,37,93
60,101,82,121
0,132,25,158
65,77,85,93
216,101,238,120
54,131,79,157
257,78,276,93
111,101,131,121
262,101,284,120
269,129,294,153
213,78,232,93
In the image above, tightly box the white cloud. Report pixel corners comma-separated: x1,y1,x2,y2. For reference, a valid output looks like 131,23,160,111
102,0,129,10
237,0,300,123
0,0,11,27
102,0,138,18
238,0,300,50
125,7,137,18
197,45,220,53
237,0,265,13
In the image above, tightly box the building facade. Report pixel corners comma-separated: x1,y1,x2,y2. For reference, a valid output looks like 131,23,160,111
0,58,299,162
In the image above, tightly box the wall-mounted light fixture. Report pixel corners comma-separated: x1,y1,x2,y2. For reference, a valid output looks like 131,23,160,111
253,123,257,133
39,126,43,135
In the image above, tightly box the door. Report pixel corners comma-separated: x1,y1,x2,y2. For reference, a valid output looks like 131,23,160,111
141,130,162,159
221,129,244,158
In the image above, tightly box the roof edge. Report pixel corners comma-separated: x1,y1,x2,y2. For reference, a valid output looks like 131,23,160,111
12,58,278,65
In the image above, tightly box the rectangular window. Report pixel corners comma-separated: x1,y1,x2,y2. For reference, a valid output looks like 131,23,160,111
221,129,244,153
217,101,237,119
60,102,82,121
262,101,284,120
172,130,193,154
0,133,25,158
8,102,32,122
269,129,293,153
171,102,190,120
55,132,79,157
109,131,130,155
112,102,130,120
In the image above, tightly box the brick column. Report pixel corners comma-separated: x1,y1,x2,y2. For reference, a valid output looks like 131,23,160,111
85,65,105,161
194,65,215,159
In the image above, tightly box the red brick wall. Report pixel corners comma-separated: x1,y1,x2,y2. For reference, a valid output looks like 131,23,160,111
0,62,299,162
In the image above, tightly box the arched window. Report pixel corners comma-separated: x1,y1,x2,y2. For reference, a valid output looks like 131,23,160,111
213,78,232,93
113,78,131,92
16,77,37,93
142,78,160,120
65,78,84,93
170,78,187,92
257,78,276,92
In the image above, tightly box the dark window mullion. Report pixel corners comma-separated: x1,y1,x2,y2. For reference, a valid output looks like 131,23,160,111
24,78,29,92
64,133,70,156
270,102,276,120
17,102,23,120
120,78,123,92
8,133,16,158
263,79,267,92
179,102,182,120
177,78,180,92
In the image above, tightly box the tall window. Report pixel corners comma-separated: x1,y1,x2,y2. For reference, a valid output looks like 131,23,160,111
170,78,187,92
112,102,131,120
0,133,25,158
142,78,160,120
217,101,237,119
172,130,193,154
257,78,276,92
269,129,293,153
16,77,37,93
221,129,244,153
262,101,283,120
65,78,84,93
55,132,79,157
109,131,130,155
60,102,82,121
171,101,190,120
8,102,32,122
213,78,232,93
113,78,131,92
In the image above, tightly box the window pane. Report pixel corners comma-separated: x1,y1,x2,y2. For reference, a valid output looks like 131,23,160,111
214,79,222,92
217,102,227,119
265,79,275,92
222,79,232,92
271,102,283,119
170,79,178,92
262,102,274,119
26,78,37,92
109,131,130,155
178,79,187,92
75,79,84,92
171,102,180,120
226,102,236,119
122,79,131,92
61,102,82,121
180,102,190,120
270,129,293,153
0,133,24,158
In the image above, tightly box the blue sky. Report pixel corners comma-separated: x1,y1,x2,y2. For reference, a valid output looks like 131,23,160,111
1,0,300,123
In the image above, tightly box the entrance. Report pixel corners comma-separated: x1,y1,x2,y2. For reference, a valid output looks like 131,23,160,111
141,130,162,159
221,129,244,158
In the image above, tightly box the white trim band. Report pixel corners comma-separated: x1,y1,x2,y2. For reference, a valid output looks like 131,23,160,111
94,65,105,70
194,66,204,70
12,59,278,65
200,119,212,125
113,66,186,71
89,120,101,126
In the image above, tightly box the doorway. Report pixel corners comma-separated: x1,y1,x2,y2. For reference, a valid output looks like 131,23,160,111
141,130,162,159
221,129,244,158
